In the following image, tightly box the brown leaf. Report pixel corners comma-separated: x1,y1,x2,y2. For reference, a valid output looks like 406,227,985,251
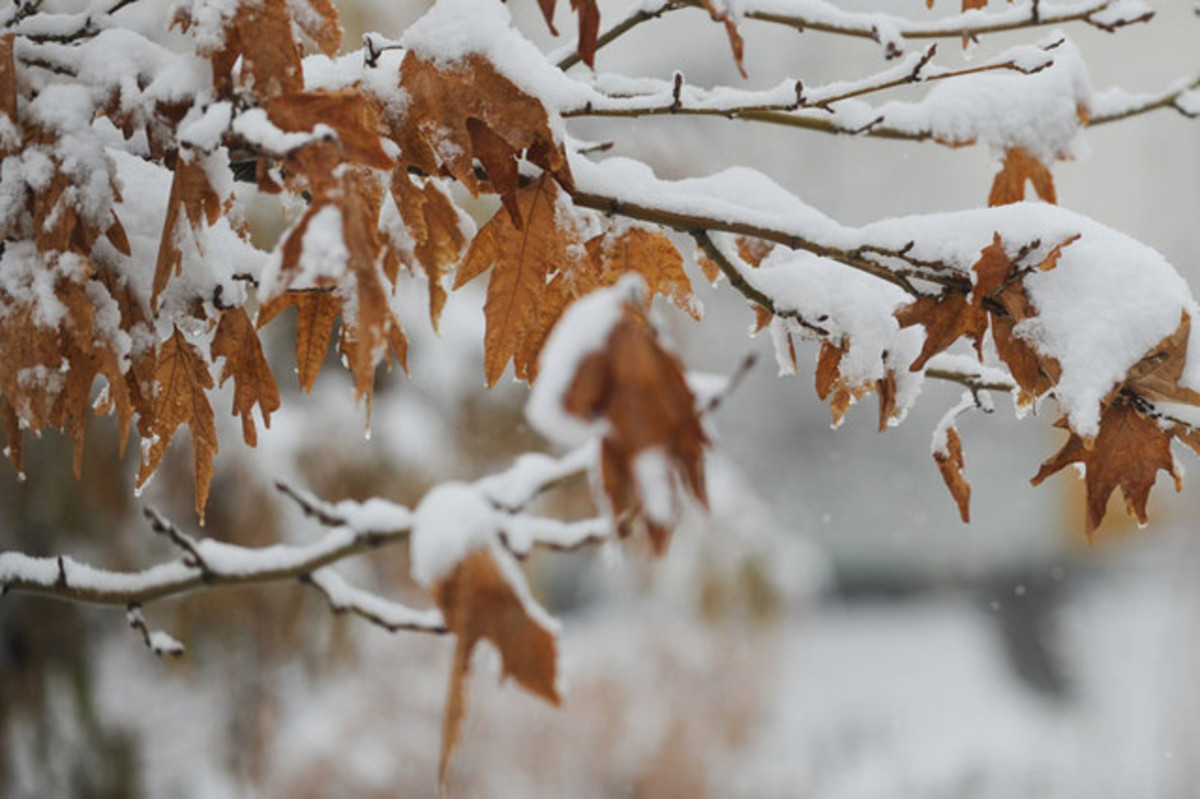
455,175,582,386
266,89,394,170
0,34,16,124
562,304,709,553
736,236,774,267
432,548,559,790
586,226,699,321
934,426,971,523
1031,399,1180,539
153,154,221,311
751,304,772,335
895,293,987,371
204,0,303,100
696,251,722,285
389,172,467,330
1124,311,1200,406
395,52,573,224
571,0,601,68
211,306,281,447
137,327,218,522
989,147,1057,207
290,0,341,56
258,290,341,392
699,0,748,78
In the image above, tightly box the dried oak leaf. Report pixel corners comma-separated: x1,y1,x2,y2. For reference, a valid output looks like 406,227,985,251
137,327,218,522
198,0,303,100
454,174,585,386
288,0,341,56
699,0,748,78
532,0,601,67
0,34,16,125
433,548,559,791
211,306,281,447
814,339,898,430
563,304,709,553
389,172,469,331
266,89,394,170
1124,311,1200,406
1032,398,1180,539
989,147,1057,207
258,289,341,392
934,426,971,523
395,52,573,226
896,292,987,371
152,154,222,311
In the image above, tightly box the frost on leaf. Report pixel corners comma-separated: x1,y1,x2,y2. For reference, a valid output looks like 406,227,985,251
561,304,709,553
137,327,218,522
432,548,559,791
1032,399,1180,539
288,0,342,56
211,307,281,447
394,52,574,226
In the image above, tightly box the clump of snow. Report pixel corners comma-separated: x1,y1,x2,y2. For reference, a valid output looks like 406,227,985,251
526,277,643,447
410,482,497,587
399,0,594,111
879,35,1093,162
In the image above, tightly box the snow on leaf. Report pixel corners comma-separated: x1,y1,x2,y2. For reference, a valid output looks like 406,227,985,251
266,89,394,170
288,0,341,56
1124,311,1200,406
584,225,700,321
211,306,281,447
1031,399,1180,539
201,0,304,101
989,147,1057,206
152,153,221,312
394,51,574,225
561,302,709,553
433,547,560,791
934,426,971,523
137,327,218,522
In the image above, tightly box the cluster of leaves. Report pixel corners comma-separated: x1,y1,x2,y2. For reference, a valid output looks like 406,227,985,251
2,0,1199,789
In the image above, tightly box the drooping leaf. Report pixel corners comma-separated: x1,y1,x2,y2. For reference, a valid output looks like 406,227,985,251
0,34,16,125
200,0,304,101
1031,399,1180,539
152,153,221,311
137,327,218,522
571,0,601,68
698,0,748,78
989,147,1057,206
455,175,583,386
562,304,709,553
211,306,281,447
258,290,341,392
934,426,971,523
389,172,469,330
432,548,559,791
394,52,573,225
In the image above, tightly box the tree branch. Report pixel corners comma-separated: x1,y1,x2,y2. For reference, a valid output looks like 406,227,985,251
722,0,1150,48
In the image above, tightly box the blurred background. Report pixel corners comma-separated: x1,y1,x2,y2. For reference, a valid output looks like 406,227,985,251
3,0,1200,796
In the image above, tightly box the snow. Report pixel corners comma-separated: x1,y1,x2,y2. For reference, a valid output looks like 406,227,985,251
526,278,640,447
410,481,498,587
